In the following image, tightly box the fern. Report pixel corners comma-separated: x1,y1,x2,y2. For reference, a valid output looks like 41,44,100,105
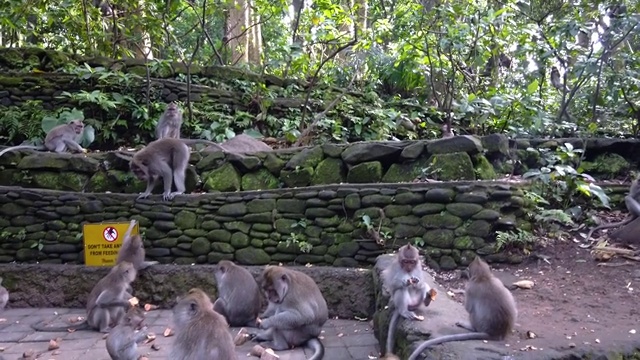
495,230,536,252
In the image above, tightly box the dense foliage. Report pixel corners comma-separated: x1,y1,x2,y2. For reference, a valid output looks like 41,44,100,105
0,0,639,142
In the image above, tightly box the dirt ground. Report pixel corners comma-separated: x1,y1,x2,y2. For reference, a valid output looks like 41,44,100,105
431,239,640,357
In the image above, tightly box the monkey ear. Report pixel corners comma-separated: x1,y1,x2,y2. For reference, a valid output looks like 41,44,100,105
280,273,289,282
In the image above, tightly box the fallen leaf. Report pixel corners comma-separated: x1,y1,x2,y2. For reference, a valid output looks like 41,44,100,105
513,280,534,289
128,297,140,307
48,339,60,350
144,333,156,343
151,343,161,351
163,327,174,337
144,303,159,311
526,331,537,339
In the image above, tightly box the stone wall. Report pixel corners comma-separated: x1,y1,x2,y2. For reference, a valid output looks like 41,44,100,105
0,263,374,318
0,182,527,269
1,135,639,194
0,47,303,108
0,135,510,193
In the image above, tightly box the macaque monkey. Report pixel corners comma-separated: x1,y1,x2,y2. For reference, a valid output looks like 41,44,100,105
441,123,454,138
171,288,238,360
252,266,328,360
0,120,86,157
212,260,262,327
32,262,137,333
382,244,434,357
106,306,148,360
128,138,218,201
585,178,640,242
551,66,569,92
156,102,183,139
117,219,158,271
407,257,517,360
0,277,8,311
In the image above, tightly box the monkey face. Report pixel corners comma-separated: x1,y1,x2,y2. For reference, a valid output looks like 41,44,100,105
401,258,417,272
68,120,84,134
115,261,137,282
124,307,146,329
130,161,149,181
262,273,289,304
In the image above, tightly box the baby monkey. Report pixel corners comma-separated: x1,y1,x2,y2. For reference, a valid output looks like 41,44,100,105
156,102,183,139
382,244,434,357
407,256,517,360
106,306,148,360
0,120,86,157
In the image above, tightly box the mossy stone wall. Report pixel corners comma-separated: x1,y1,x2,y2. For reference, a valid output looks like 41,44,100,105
0,182,528,270
0,135,510,193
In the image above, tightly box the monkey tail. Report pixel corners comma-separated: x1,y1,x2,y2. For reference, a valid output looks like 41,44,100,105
385,310,400,355
407,332,489,360
305,338,325,360
31,319,91,332
179,139,217,147
0,145,44,157
584,216,633,242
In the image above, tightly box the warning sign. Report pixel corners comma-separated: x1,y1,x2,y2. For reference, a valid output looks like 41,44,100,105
83,222,140,267
103,227,118,242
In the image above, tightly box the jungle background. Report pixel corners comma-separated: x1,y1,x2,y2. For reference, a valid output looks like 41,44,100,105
1,1,640,349
1,0,640,237
1,0,638,146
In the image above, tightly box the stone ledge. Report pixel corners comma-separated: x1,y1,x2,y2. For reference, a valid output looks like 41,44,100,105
372,255,640,360
0,264,374,319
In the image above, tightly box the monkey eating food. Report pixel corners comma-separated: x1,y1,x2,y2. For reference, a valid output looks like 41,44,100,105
382,244,434,357
407,256,517,360
127,137,218,201
32,261,138,333
156,102,183,140
106,305,148,360
212,260,262,327
171,288,238,360
0,120,87,157
252,266,328,360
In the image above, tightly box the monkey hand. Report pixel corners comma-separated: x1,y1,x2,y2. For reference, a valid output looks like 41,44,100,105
257,317,272,330
137,192,151,200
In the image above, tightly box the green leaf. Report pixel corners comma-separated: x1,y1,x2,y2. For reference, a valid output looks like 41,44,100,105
81,125,96,147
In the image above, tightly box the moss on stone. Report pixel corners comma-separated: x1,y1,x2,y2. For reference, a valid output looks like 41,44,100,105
202,163,242,192
581,153,630,179
241,168,280,190
31,172,88,192
262,153,287,176
473,154,497,180
0,76,23,86
347,161,382,183
427,152,476,181
311,157,346,185
287,146,325,169
281,167,313,187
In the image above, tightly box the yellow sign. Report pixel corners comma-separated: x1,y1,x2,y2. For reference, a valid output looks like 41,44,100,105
83,222,140,267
